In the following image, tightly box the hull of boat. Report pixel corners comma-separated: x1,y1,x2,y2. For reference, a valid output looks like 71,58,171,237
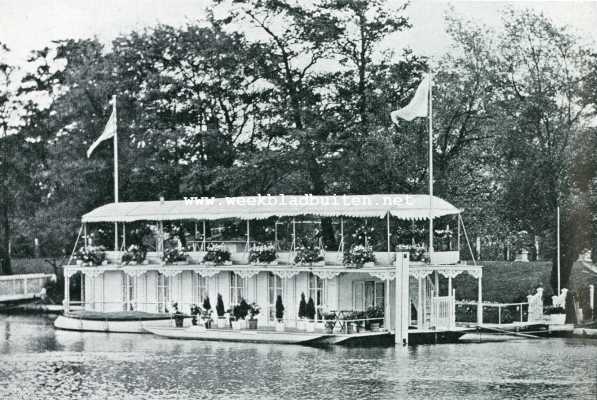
54,315,168,333
143,325,332,345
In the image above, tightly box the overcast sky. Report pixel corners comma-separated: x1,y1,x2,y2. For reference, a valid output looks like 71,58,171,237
1,0,596,66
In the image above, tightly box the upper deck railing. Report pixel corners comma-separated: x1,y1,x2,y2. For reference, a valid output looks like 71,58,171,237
0,273,56,302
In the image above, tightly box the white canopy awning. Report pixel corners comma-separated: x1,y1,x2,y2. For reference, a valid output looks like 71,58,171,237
81,194,462,223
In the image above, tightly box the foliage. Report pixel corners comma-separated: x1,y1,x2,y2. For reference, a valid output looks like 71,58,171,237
203,296,212,311
366,305,384,319
162,248,187,264
396,244,427,262
231,298,251,321
249,243,276,263
216,293,225,317
343,244,375,266
248,302,260,320
76,246,106,265
203,244,231,264
306,297,316,320
294,245,324,264
121,244,146,264
275,295,284,321
298,292,307,319
544,306,566,315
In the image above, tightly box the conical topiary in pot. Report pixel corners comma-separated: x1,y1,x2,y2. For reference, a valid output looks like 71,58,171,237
216,294,227,328
298,292,307,330
306,297,316,332
275,295,285,332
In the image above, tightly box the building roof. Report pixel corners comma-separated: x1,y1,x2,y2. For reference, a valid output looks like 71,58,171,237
81,194,462,223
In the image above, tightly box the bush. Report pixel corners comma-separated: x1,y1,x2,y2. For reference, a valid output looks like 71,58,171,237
216,294,225,317
275,295,284,321
202,296,211,311
298,292,307,319
306,297,316,320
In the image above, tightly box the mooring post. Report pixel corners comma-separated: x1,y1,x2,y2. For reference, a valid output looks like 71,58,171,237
395,252,409,346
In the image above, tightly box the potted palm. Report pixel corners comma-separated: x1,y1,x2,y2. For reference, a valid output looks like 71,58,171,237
366,305,384,331
215,294,227,328
306,297,316,332
275,295,285,332
297,293,307,330
294,246,325,266
322,311,336,334
248,302,261,329
231,299,250,330
172,302,184,328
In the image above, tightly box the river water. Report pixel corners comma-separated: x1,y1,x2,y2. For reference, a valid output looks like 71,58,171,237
0,314,595,400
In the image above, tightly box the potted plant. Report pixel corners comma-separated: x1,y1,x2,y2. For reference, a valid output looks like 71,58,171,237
215,294,227,328
248,302,261,329
275,295,285,332
322,311,336,334
172,302,185,328
76,246,106,266
396,244,427,262
294,246,325,266
545,306,566,325
121,244,146,265
306,297,316,332
202,297,213,328
190,304,202,326
231,299,250,330
366,305,384,331
343,245,375,268
162,248,188,265
249,243,278,265
297,292,307,330
203,244,232,265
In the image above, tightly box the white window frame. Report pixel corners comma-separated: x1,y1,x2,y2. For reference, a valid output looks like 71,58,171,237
157,273,170,313
193,273,208,305
230,273,247,305
353,280,385,311
268,272,283,321
124,275,136,311
308,273,324,321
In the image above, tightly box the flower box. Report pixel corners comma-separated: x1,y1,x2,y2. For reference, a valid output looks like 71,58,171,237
297,319,306,331
248,319,258,330
203,244,232,265
275,322,285,332
363,261,374,268
343,245,375,267
249,244,277,265
251,260,279,266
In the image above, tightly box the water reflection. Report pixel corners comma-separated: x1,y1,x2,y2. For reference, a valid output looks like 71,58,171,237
0,314,595,400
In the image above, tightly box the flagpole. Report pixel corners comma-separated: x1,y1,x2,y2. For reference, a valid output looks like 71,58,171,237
113,95,119,251
428,73,434,254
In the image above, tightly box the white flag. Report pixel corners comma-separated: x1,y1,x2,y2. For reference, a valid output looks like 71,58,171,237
391,74,430,124
87,106,116,158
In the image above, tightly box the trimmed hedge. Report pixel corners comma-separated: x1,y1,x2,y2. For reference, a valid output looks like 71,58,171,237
454,261,553,303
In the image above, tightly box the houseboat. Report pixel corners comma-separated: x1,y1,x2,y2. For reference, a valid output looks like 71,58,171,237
55,194,483,345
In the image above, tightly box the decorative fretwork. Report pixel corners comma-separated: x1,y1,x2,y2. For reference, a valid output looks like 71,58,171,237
232,269,260,279
312,270,342,280
272,270,300,280
195,269,220,278
367,271,396,281
158,268,183,277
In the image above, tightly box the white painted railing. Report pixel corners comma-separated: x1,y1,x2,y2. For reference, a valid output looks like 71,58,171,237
432,295,455,329
0,273,56,300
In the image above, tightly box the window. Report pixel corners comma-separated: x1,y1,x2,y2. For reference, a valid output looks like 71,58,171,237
268,273,283,320
230,273,247,305
157,273,170,313
193,274,208,305
124,275,136,311
308,273,324,321
354,280,385,311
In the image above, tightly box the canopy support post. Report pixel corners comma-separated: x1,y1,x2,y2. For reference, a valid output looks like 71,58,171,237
386,213,391,253
459,214,476,265
336,218,344,262
274,219,279,251
246,220,250,252
194,222,198,251
114,222,118,251
83,223,88,250
291,218,296,254
202,221,206,251
67,225,84,266
457,215,461,258
122,223,126,250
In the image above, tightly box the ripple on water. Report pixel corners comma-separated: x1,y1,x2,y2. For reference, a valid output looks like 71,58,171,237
0,315,595,400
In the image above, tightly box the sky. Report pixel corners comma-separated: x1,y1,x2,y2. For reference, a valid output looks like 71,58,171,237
0,0,596,66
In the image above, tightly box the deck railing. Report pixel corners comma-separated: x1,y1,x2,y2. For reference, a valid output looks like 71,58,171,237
0,273,56,300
